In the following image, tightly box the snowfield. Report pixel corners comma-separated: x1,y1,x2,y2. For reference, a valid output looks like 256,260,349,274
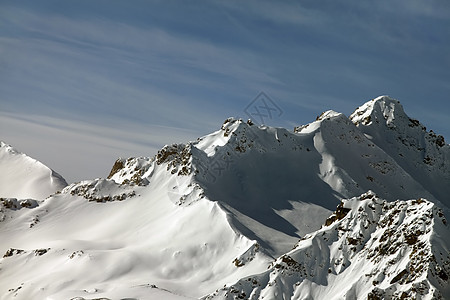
0,141,67,200
0,96,449,299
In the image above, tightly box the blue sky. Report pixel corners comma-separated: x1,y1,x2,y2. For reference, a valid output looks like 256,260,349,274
1,0,449,183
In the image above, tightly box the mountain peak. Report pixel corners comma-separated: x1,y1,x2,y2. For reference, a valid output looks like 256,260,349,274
0,141,19,155
294,110,348,134
0,141,68,200
349,96,450,205
349,95,406,127
316,110,346,121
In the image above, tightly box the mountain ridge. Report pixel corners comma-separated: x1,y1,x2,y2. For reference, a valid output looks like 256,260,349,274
0,96,448,299
0,141,67,200
205,192,450,300
350,96,450,205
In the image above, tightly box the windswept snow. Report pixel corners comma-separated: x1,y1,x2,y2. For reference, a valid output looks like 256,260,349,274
0,141,67,200
0,96,449,299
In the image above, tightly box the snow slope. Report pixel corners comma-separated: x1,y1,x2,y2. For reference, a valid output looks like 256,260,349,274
350,96,450,206
206,191,450,300
0,141,67,200
0,154,272,299
188,101,449,256
0,96,448,299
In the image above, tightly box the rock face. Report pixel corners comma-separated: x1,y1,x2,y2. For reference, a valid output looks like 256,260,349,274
0,96,449,299
0,141,67,200
205,191,450,300
350,96,450,205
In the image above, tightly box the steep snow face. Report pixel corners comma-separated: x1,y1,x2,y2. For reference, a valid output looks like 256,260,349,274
350,96,406,128
350,96,450,206
207,191,450,300
0,141,67,200
189,115,444,256
310,107,438,203
192,118,338,255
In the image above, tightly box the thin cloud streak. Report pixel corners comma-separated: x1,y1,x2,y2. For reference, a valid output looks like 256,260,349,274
1,5,285,128
2,6,282,86
0,1,448,181
0,112,202,183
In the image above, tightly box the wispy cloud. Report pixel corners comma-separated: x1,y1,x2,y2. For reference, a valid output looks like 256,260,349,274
0,111,202,183
0,1,448,181
0,5,284,128
216,0,326,27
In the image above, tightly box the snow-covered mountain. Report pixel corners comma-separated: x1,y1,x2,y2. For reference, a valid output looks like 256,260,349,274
349,98,450,206
0,141,67,200
0,96,448,299
206,191,450,300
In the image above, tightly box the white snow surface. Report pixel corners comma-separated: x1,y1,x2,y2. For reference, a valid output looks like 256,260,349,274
0,141,67,200
206,192,450,300
350,96,450,206
0,97,449,299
